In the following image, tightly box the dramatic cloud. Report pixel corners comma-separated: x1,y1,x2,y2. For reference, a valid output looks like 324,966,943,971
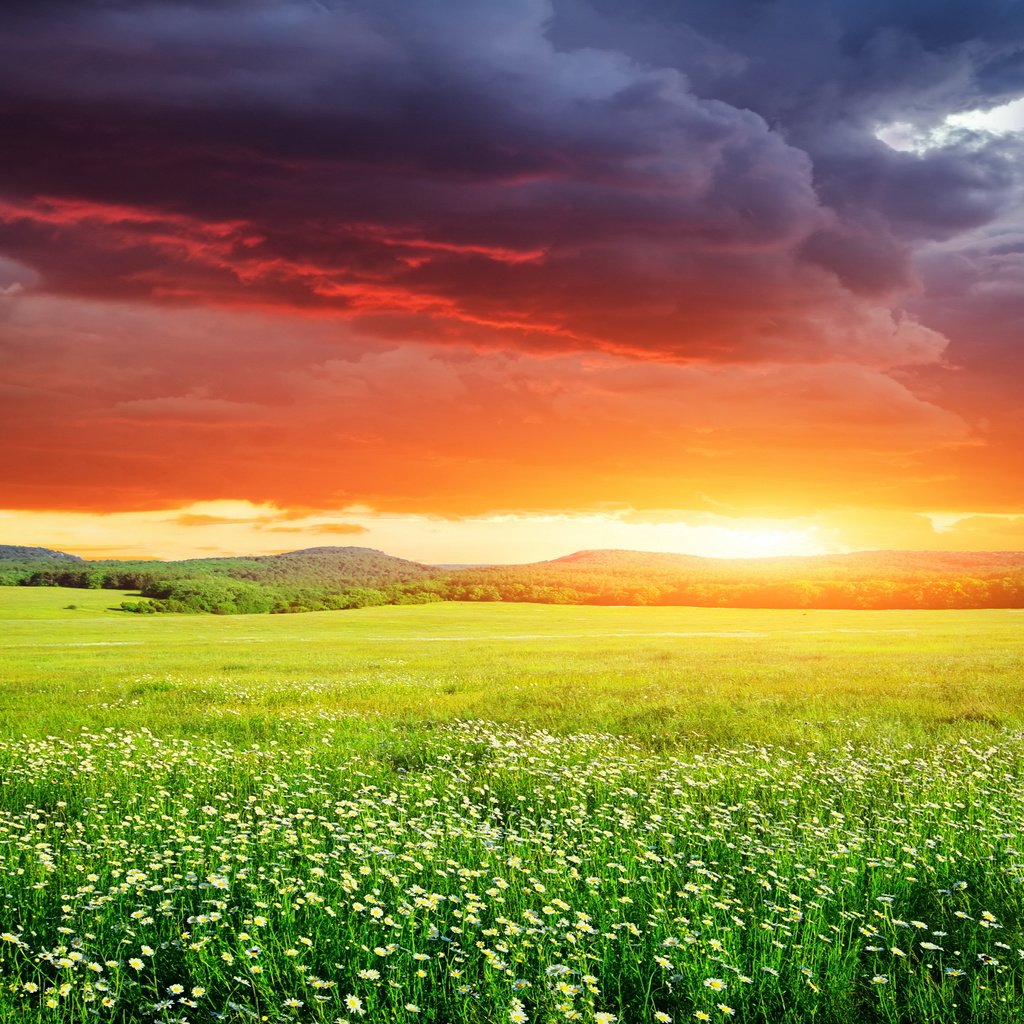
1,0,1022,544
0,295,981,515
4,0,1010,364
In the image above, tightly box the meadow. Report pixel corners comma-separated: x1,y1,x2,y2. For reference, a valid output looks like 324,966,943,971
0,587,1022,1023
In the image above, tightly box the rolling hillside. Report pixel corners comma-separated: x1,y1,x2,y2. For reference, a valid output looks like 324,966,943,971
2,544,1023,611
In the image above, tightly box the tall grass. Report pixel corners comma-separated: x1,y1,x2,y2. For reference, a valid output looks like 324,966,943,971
0,589,1022,1022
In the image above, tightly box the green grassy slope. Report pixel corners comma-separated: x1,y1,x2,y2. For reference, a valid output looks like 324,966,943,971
2,586,1022,748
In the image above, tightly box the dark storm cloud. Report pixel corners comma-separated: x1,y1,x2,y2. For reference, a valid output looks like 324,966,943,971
556,0,1024,126
557,1,1024,258
0,0,1021,364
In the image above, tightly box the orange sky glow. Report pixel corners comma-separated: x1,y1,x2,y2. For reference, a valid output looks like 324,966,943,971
1,2,1022,563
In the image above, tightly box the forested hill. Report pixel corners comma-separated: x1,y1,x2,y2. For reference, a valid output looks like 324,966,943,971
2,544,1024,612
439,548,1024,609
0,545,81,561
0,545,433,583
544,548,1024,579
0,546,442,614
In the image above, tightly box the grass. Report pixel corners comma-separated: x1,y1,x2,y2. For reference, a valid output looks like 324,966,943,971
0,587,1022,1023
2,587,1023,749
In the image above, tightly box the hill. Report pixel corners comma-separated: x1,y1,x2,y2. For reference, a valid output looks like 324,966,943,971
0,545,81,561
0,546,443,614
172,546,437,586
545,547,1024,578
2,544,1023,612
440,548,1024,609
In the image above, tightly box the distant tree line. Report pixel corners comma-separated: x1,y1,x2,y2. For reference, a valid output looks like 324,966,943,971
119,578,442,615
416,568,1024,610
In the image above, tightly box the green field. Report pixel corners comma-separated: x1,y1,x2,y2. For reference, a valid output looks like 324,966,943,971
1,588,1022,1023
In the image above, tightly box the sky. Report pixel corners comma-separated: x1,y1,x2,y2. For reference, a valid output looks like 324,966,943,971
1,0,1023,563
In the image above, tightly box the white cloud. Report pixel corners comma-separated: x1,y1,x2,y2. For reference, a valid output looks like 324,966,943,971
947,95,1024,133
876,95,1024,153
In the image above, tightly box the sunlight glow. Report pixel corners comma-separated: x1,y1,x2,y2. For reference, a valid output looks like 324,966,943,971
685,526,826,559
0,504,830,563
876,95,1024,153
5,503,1022,564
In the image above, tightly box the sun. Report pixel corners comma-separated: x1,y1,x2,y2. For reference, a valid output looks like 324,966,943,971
660,522,831,560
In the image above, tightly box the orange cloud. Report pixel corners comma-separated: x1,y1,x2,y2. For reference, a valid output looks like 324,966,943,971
0,295,1005,522
174,514,264,527
268,523,369,535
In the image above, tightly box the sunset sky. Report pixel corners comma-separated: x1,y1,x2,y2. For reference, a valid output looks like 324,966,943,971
1,0,1023,563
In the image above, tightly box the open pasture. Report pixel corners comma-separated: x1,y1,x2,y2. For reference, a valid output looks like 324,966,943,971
0,589,1022,1023
2,587,1023,748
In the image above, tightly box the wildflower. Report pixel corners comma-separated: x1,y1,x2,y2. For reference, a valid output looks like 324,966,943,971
655,1013,672,1023
285,999,304,1009
717,1006,735,1017
128,958,144,971
871,976,889,985
704,979,727,991
595,1014,617,1024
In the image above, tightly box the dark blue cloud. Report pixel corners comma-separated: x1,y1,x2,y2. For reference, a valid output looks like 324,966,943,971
0,0,1020,371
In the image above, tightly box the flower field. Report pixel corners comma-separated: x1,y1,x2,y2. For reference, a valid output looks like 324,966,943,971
1,590,1022,1022
2,724,1023,1023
